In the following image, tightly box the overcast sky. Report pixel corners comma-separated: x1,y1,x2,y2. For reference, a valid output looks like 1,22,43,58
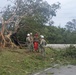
0,0,76,27
46,0,76,27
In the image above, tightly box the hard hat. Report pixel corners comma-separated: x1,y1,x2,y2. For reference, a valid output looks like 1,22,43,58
27,33,30,36
30,33,32,35
40,35,44,38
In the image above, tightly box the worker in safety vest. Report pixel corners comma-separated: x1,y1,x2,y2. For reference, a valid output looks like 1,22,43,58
30,33,34,52
33,33,39,52
26,33,31,51
40,35,46,57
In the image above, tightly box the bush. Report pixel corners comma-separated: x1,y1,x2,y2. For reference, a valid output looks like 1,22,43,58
65,45,76,58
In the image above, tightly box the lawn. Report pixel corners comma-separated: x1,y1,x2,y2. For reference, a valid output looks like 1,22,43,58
0,47,76,75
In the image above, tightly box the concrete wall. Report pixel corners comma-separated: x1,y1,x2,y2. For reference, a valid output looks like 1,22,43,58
46,44,76,49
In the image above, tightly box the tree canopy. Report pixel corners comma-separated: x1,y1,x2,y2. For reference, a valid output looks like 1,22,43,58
1,0,76,44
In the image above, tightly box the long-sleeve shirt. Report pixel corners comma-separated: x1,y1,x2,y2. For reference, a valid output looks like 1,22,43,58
40,39,46,47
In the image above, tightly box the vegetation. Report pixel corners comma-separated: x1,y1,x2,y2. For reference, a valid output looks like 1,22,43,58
0,0,76,75
1,0,76,45
63,45,76,58
0,47,76,75
0,0,61,46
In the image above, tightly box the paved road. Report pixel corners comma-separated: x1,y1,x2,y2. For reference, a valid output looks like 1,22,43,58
34,65,76,75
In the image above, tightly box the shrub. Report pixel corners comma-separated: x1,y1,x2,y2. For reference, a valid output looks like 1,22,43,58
65,45,76,58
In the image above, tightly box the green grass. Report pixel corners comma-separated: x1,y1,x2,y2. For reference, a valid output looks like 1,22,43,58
0,47,76,75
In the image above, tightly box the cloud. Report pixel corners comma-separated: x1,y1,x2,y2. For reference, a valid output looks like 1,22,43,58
0,0,76,28
46,0,76,27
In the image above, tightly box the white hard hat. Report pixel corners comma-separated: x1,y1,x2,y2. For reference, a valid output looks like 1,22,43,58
27,33,30,36
30,33,32,35
40,35,44,38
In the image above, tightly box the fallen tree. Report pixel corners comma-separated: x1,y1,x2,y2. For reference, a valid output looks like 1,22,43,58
0,15,21,48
